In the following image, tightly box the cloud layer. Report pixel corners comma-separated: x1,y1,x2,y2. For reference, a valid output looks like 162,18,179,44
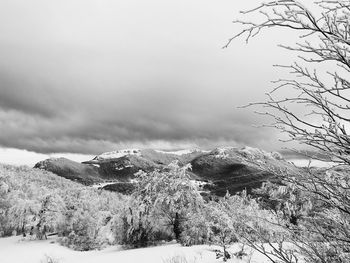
0,0,296,155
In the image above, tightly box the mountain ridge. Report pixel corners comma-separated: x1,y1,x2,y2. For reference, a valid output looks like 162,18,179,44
34,146,293,196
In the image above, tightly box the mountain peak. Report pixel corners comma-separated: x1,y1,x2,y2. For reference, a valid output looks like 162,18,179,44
154,148,207,156
93,149,141,161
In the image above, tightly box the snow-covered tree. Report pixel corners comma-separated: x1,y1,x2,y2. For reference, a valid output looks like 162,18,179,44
134,162,204,241
0,179,11,236
180,207,211,246
114,197,156,248
207,197,237,262
0,164,124,250
35,193,65,239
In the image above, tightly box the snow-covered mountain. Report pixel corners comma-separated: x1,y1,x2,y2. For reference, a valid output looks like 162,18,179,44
34,147,293,196
34,157,103,185
154,148,209,156
93,149,141,161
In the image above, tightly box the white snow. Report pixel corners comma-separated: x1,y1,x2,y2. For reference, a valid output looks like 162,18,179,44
0,236,271,263
155,149,208,156
238,146,272,158
213,147,237,159
212,146,282,161
94,149,141,161
91,182,118,189
288,159,334,168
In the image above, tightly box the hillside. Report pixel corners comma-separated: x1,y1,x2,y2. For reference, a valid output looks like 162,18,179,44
189,147,291,195
34,147,293,196
34,157,103,185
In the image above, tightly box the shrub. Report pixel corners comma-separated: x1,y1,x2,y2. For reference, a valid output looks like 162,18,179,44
113,199,156,248
180,209,211,246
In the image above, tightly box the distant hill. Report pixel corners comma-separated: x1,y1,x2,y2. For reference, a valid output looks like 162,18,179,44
34,147,294,196
34,157,103,185
190,147,286,195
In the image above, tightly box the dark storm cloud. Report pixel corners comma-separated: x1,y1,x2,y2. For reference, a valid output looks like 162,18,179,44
0,0,295,155
0,73,68,117
0,101,277,154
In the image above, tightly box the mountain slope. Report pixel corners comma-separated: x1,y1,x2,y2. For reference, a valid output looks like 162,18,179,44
82,149,205,180
190,147,282,195
34,147,293,196
34,157,103,185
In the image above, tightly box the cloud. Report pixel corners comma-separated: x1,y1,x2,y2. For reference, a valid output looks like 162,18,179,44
0,104,279,154
0,147,94,167
0,0,297,155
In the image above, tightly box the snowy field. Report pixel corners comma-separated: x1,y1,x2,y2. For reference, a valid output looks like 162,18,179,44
0,236,269,263
287,158,334,168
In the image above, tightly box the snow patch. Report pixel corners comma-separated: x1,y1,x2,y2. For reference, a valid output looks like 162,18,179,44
212,146,282,161
91,182,118,189
212,147,237,159
238,146,276,160
288,158,334,168
155,149,207,156
94,149,141,161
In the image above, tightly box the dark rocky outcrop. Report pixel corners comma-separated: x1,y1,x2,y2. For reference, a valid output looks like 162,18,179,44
101,182,135,195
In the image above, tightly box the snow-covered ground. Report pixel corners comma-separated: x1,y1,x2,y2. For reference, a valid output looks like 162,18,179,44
0,236,270,263
287,158,334,168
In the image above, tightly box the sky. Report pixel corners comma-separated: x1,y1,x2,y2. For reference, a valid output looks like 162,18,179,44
0,0,302,165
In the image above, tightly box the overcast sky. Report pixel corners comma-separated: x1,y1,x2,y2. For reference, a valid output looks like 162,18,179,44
0,0,301,163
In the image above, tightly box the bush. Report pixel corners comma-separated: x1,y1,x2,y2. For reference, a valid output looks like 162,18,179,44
179,209,211,246
112,200,157,248
58,208,101,251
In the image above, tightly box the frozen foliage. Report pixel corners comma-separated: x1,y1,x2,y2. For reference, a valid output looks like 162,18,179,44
0,164,125,250
181,192,280,262
114,162,204,248
36,193,65,239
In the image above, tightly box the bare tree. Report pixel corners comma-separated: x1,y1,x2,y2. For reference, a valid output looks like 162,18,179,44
228,0,350,164
228,1,350,262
